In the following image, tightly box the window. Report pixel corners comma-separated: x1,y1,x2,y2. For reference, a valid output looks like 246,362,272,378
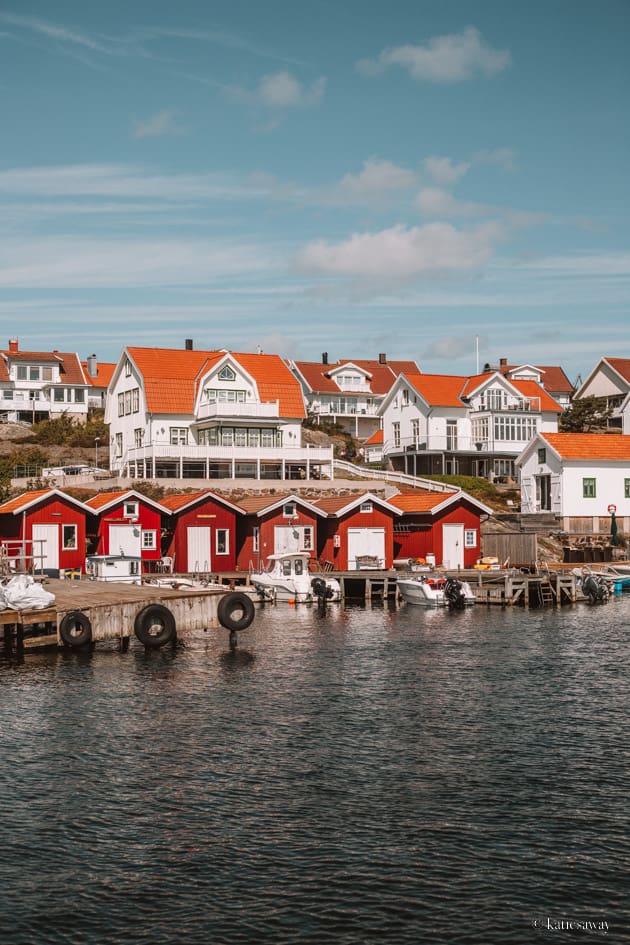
221,428,234,446
248,429,260,447
132,388,139,412
115,433,123,457
402,389,409,406
42,367,53,382
218,365,236,381
216,529,229,555
253,527,260,553
124,501,139,517
537,447,546,464
625,479,630,499
29,366,40,381
142,530,157,550
261,429,274,447
124,391,132,414
283,502,297,518
360,501,373,513
118,392,124,416
302,527,313,551
62,524,77,550
411,419,419,443
125,359,132,377
234,428,247,447
17,366,27,380
29,390,39,401
134,428,144,448
170,427,188,445
393,422,400,448
3,389,12,400
74,388,85,403
465,530,477,548
582,478,596,499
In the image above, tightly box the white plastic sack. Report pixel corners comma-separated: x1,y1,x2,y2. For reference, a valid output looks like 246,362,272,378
0,574,56,611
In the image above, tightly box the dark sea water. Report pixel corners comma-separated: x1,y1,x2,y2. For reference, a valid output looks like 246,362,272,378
1,597,629,945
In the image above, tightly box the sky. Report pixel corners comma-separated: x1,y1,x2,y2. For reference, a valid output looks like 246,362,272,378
1,0,629,385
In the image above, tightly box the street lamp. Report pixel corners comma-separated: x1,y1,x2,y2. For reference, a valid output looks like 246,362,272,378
95,436,100,470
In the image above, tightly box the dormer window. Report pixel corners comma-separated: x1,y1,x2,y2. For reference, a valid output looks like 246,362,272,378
283,502,297,518
124,501,139,518
218,365,236,382
360,501,373,514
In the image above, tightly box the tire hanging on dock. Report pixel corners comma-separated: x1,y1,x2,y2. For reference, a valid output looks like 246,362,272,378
217,592,255,632
134,604,177,648
59,610,93,647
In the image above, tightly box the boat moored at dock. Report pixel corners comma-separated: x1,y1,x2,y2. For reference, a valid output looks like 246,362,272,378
397,574,475,609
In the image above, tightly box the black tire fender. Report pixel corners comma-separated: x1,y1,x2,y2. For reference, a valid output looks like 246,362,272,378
217,592,255,632
134,604,177,648
59,610,92,647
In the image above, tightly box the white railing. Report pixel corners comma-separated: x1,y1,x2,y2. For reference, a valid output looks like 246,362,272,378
310,404,379,417
332,459,455,493
384,433,536,455
470,397,542,413
196,400,279,420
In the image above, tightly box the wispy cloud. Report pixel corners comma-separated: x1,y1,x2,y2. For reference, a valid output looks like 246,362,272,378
356,27,511,82
423,156,470,186
133,110,183,139
295,222,504,281
228,71,326,108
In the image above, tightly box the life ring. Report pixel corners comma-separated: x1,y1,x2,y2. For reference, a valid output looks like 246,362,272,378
608,504,617,514
134,604,177,648
217,592,255,632
59,610,92,647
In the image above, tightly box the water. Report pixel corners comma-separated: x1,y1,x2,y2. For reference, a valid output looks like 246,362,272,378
1,598,629,944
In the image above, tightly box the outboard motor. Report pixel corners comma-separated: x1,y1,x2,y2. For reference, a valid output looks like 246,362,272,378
444,577,467,611
582,573,610,604
311,577,331,614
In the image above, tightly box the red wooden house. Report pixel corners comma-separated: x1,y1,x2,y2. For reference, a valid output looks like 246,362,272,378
159,491,243,573
313,492,402,570
84,490,168,569
0,489,91,575
235,493,327,571
388,490,492,569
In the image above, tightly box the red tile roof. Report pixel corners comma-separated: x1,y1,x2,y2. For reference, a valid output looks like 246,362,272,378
126,347,305,418
293,358,420,395
499,363,575,394
406,373,470,407
364,428,383,445
82,361,116,388
604,358,630,384
541,433,630,460
388,490,459,513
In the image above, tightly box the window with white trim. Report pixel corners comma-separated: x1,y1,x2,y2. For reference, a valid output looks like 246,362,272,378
170,427,188,445
302,526,313,551
63,524,77,550
142,530,157,550
283,502,297,518
393,422,400,448
216,529,229,555
115,433,123,457
132,388,139,412
464,530,477,548
134,428,144,448
118,392,124,416
253,526,260,553
124,501,139,517
360,501,373,513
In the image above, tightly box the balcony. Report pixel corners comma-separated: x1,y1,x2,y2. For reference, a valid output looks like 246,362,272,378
114,442,334,479
470,397,541,413
196,400,280,420
310,403,379,417
386,433,535,455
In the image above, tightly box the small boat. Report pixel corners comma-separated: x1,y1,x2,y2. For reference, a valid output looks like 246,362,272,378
397,574,475,609
250,552,341,603
86,554,142,584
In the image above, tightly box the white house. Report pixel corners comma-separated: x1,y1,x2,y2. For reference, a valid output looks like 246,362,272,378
0,339,90,423
378,370,561,481
572,356,630,433
516,432,630,535
289,353,420,439
106,344,332,480
483,358,575,410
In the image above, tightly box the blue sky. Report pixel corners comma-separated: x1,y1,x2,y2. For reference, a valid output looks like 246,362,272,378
1,1,628,383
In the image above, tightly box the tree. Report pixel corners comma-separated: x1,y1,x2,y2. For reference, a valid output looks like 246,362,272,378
559,396,613,433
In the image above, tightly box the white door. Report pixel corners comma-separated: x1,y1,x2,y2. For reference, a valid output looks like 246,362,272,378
442,524,464,569
274,525,300,554
109,523,141,556
32,524,59,571
347,527,385,569
187,526,211,571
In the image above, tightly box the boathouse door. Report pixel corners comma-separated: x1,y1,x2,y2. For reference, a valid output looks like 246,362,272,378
32,523,59,572
109,523,141,557
347,527,385,569
442,523,464,569
187,526,211,571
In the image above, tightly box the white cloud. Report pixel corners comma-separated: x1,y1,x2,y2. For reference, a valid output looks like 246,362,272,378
229,70,326,108
334,159,417,201
423,156,470,186
295,222,504,280
133,110,182,140
356,27,511,82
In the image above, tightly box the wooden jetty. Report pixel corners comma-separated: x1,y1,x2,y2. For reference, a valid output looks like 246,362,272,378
1,579,256,652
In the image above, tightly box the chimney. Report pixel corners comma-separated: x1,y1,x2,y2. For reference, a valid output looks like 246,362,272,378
8,339,18,353
185,338,193,350
86,354,98,378
378,352,387,364
500,357,507,370
322,352,328,365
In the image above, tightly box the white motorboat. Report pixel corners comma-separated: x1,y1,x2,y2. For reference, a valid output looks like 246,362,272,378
86,554,142,584
250,552,341,603
397,574,475,609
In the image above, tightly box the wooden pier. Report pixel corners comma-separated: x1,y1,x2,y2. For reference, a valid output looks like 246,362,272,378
1,578,256,652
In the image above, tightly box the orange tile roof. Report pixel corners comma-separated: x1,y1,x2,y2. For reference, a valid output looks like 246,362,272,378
1,349,87,384
364,429,383,445
84,490,132,510
0,489,52,514
159,491,243,514
541,433,630,460
510,380,561,413
82,361,116,388
293,358,420,395
126,347,305,417
605,358,630,384
406,373,470,407
388,491,459,513
0,358,9,383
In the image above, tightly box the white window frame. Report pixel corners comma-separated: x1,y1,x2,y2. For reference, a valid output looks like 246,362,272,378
464,530,477,549
62,524,77,550
142,530,157,550
253,526,260,553
216,529,229,555
124,501,139,518
283,502,297,518
360,501,373,514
